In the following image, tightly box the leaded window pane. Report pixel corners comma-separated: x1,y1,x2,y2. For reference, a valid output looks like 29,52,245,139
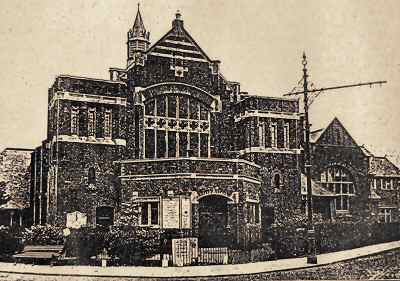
168,131,176,158
157,130,166,158
168,95,177,118
179,96,188,118
145,129,155,158
156,96,166,116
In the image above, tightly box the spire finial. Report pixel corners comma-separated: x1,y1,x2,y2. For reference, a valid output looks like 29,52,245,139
302,52,307,67
176,10,182,20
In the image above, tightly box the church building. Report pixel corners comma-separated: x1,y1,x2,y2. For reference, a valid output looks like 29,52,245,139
28,8,399,248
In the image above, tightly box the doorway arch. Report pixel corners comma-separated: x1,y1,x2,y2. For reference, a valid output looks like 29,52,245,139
198,195,231,247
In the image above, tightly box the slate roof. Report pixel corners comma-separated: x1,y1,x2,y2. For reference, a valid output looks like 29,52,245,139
310,128,325,143
369,156,400,176
301,174,336,197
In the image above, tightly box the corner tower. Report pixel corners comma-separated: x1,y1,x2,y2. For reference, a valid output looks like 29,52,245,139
127,4,150,67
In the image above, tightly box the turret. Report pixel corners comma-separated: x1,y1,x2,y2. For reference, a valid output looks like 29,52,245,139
127,4,150,66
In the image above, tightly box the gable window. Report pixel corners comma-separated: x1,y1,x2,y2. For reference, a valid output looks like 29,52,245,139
270,122,277,148
144,95,211,159
71,107,79,135
283,122,290,148
334,128,341,145
319,166,355,212
104,110,112,139
141,201,159,226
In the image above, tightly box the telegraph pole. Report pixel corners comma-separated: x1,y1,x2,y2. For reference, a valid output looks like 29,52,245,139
285,52,386,264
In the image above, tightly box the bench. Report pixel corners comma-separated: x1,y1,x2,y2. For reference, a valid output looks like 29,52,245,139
13,245,66,265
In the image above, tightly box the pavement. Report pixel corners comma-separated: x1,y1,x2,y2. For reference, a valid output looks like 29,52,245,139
0,240,399,278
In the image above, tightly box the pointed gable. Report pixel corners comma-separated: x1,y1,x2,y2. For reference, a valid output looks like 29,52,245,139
314,117,359,147
147,11,212,63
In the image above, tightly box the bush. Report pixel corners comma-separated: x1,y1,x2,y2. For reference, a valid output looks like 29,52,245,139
0,226,23,260
271,221,400,259
22,225,64,245
65,225,162,265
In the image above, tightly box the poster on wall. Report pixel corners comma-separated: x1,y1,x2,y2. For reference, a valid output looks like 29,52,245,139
66,211,87,229
162,196,192,229
162,197,180,228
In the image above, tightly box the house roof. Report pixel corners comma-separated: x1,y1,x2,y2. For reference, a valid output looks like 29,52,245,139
300,174,336,197
369,156,400,176
310,128,325,143
359,145,374,157
310,117,359,147
146,12,213,63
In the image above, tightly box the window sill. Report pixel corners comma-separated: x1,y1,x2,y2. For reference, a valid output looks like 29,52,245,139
336,210,351,216
139,224,160,228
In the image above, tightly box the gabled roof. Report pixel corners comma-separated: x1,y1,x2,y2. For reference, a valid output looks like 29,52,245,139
146,12,213,63
310,128,325,143
310,117,359,147
301,174,336,197
369,156,400,176
359,145,374,157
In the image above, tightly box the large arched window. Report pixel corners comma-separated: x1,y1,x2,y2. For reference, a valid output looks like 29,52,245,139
144,94,211,159
319,166,355,211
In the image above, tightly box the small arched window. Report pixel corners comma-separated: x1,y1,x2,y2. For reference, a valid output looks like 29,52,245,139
272,173,282,193
88,167,96,185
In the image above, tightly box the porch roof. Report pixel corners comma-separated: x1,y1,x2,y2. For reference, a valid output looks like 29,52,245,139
301,174,336,197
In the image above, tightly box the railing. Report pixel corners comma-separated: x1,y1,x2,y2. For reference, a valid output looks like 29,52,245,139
198,247,228,265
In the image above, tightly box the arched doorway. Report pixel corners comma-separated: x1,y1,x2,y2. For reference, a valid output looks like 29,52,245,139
198,195,231,247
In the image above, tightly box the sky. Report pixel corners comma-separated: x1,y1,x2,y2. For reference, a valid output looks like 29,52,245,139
0,0,399,162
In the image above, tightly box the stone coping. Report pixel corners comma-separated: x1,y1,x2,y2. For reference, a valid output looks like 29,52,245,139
0,241,399,278
115,157,261,169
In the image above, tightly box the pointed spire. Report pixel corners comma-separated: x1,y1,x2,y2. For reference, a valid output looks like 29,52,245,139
131,3,148,39
127,3,150,66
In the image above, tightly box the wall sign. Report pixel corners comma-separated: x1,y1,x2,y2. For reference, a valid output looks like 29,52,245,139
161,196,192,229
172,237,198,266
66,211,87,229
